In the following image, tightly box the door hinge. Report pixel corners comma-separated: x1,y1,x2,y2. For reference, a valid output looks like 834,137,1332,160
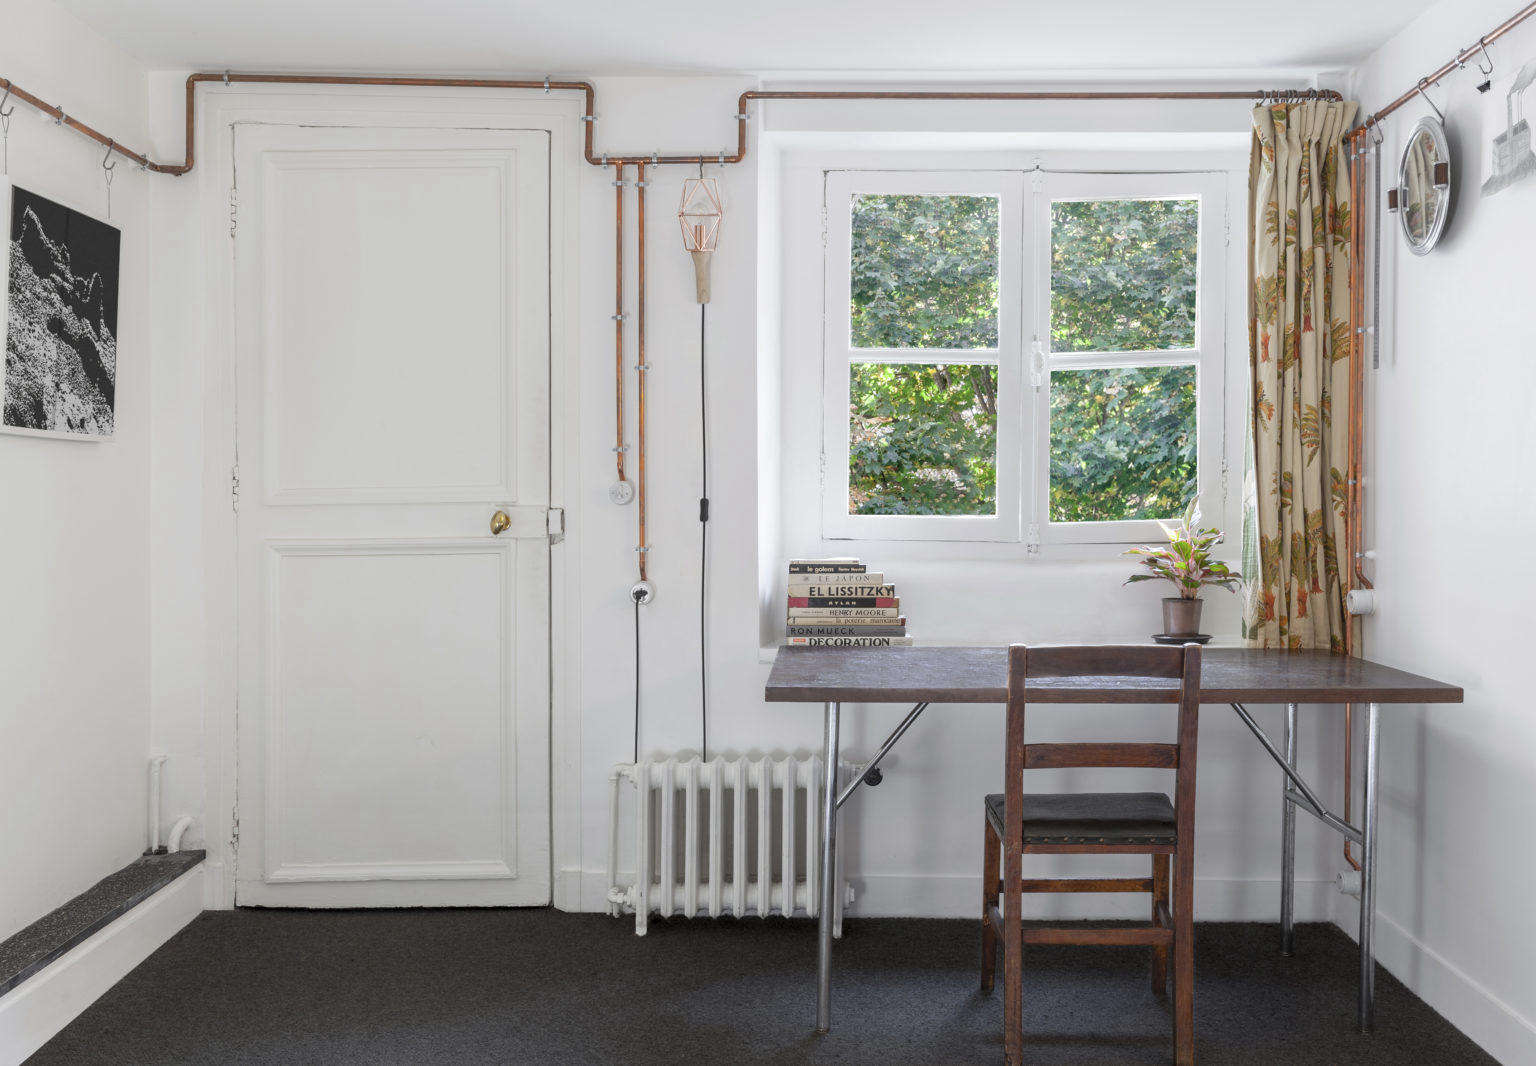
1029,338,1047,389
1030,160,1046,194
230,463,240,513
1025,522,1041,554
228,183,238,241
546,506,566,544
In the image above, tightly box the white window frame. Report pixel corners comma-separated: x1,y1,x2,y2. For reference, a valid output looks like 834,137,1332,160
817,164,1228,549
821,169,1026,542
1032,170,1227,546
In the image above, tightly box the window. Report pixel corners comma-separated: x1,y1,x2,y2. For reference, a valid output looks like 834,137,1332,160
821,167,1226,546
822,171,1023,541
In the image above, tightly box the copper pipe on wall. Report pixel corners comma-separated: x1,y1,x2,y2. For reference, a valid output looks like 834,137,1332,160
1340,135,1371,872
614,163,628,485
635,162,649,582
0,77,158,169
0,72,1349,178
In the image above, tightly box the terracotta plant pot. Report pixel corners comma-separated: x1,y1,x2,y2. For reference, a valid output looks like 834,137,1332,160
1161,597,1204,637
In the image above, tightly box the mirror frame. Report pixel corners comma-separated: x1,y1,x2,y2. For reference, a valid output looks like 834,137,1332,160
1397,116,1453,256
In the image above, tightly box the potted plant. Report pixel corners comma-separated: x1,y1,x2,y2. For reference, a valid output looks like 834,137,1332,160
1123,500,1241,641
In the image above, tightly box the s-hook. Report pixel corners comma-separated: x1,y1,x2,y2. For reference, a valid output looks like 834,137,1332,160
0,80,13,175
1416,77,1445,124
102,139,117,220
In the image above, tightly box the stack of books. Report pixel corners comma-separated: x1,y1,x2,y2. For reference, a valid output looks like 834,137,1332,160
784,558,911,647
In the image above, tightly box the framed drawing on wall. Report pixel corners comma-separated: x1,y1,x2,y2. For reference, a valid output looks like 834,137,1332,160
1,178,121,440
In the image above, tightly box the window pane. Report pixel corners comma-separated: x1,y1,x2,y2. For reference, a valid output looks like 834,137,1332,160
1050,365,1196,522
1051,198,1198,353
850,194,999,349
849,363,997,516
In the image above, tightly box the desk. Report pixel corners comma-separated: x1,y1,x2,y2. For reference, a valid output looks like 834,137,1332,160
764,646,1463,1044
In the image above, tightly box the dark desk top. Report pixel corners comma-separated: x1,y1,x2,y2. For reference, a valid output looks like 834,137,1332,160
764,646,1463,706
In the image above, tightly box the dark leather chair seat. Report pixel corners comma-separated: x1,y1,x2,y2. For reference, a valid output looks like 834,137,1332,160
984,791,1177,846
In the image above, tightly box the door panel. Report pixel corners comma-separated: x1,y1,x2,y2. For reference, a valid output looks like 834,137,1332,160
233,125,551,907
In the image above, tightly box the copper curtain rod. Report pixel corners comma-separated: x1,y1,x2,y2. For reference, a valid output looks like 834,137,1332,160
0,72,1342,177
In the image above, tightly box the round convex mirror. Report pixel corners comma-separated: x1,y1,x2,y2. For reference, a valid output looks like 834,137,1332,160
1398,117,1452,255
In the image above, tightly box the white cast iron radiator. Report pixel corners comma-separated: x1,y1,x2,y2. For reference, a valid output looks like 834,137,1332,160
607,754,857,935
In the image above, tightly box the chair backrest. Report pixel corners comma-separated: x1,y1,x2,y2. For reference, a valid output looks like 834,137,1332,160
1006,643,1202,814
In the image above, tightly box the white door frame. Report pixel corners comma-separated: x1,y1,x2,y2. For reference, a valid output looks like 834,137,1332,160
194,85,583,911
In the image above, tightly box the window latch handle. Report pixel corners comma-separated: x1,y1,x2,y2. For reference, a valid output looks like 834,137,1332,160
1029,339,1047,389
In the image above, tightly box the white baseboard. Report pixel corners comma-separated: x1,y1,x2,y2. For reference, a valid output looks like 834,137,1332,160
201,860,229,911
0,865,204,1066
564,867,1334,922
1331,898,1536,1066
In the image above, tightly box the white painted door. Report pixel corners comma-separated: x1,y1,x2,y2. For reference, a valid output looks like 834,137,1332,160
232,125,551,907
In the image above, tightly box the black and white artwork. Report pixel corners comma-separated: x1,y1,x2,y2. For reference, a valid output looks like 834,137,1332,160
1,180,121,439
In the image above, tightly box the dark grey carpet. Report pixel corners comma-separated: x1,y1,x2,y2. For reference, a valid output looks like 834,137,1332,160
31,911,1493,1065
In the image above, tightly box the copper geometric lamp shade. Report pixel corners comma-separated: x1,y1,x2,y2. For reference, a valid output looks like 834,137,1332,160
678,177,722,303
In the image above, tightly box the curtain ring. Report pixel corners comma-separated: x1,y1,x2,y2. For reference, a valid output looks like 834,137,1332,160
1416,77,1445,124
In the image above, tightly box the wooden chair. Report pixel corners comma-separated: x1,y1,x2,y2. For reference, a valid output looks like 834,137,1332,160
980,643,1202,1066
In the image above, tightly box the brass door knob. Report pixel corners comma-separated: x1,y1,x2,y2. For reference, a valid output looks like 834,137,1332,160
490,510,511,535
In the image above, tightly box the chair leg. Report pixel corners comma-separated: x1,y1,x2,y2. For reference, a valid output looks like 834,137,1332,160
1173,846,1195,1065
981,819,1000,993
1151,853,1170,995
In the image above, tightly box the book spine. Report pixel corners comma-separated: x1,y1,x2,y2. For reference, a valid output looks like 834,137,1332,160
787,596,897,609
787,607,900,619
785,572,885,588
787,561,864,574
788,584,896,598
786,636,914,647
786,624,907,637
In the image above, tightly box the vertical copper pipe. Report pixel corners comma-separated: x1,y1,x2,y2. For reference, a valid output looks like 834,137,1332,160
1340,130,1373,872
614,163,628,485
636,162,649,582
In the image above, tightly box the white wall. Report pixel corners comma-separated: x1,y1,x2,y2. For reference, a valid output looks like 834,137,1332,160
137,73,1361,924
1349,3,1536,1062
0,0,152,940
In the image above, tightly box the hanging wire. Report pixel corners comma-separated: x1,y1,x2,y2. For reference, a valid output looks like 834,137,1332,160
699,302,709,761
101,139,117,220
0,81,14,176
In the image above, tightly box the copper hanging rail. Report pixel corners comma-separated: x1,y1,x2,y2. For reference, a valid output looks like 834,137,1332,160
1347,0,1536,140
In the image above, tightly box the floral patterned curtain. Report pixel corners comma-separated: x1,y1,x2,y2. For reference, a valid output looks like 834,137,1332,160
1243,100,1358,650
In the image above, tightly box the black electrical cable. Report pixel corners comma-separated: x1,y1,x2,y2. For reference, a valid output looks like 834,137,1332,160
633,593,641,764
698,300,709,761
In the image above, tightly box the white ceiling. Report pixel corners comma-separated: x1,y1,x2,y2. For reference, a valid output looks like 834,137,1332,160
57,0,1432,77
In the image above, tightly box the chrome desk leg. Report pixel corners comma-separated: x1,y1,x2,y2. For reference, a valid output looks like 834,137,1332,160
817,700,841,1035
1359,702,1381,1032
1281,703,1298,956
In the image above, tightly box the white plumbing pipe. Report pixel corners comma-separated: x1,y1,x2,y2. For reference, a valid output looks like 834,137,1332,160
147,755,168,853
167,815,194,853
